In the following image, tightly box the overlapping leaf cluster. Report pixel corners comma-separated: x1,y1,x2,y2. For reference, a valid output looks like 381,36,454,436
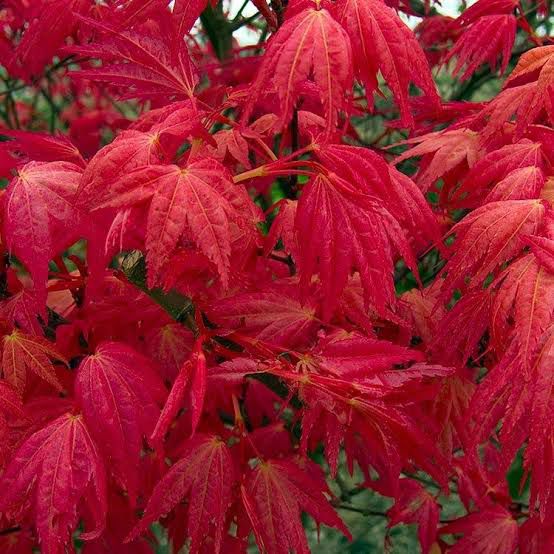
0,0,552,552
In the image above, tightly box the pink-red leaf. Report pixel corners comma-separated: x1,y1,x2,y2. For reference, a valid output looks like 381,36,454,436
441,199,547,298
69,16,197,100
440,506,518,554
244,7,353,132
127,434,235,554
207,286,319,348
151,347,206,444
333,0,439,126
388,479,439,554
1,330,67,395
242,458,350,554
4,161,84,305
295,172,417,319
446,14,516,80
94,158,250,287
75,342,166,502
0,413,107,553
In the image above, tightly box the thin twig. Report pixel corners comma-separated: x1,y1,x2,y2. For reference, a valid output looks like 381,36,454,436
336,503,388,517
0,526,21,537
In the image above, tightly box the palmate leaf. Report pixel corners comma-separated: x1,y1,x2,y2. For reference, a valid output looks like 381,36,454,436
469,328,554,519
453,0,519,25
294,172,418,319
0,413,107,552
299,379,446,490
315,143,441,250
283,333,453,487
208,128,252,169
451,140,546,208
244,6,354,133
1,330,67,395
7,0,90,80
440,506,519,554
77,129,164,208
3,161,84,306
94,158,254,288
242,457,350,554
506,45,554,86
144,320,194,381
387,479,439,554
475,46,554,138
491,254,554,365
74,342,167,503
332,0,439,127
0,288,43,335
207,283,319,349
127,434,235,554
69,16,197,100
445,14,516,80
393,129,482,193
441,199,548,299
311,332,425,379
483,165,545,203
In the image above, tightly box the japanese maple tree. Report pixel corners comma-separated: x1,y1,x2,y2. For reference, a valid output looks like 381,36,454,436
0,0,552,552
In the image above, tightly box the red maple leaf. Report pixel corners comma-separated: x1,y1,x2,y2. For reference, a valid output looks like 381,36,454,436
207,283,319,348
244,6,353,133
1,330,67,395
69,16,197,100
295,172,417,319
74,342,167,502
0,413,107,552
127,434,235,554
440,506,519,554
241,457,350,553
388,479,439,554
93,157,255,287
332,0,439,126
3,161,85,306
